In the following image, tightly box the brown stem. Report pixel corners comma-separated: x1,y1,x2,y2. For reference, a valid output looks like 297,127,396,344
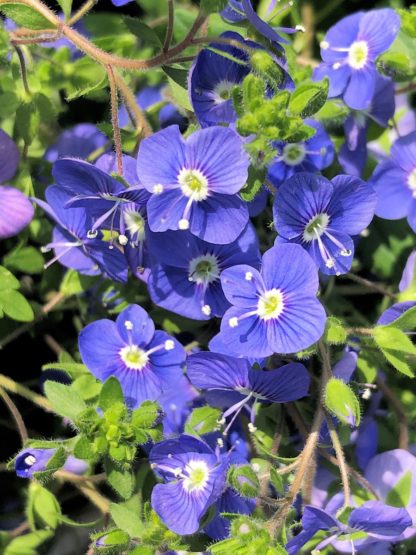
0,374,51,411
0,387,28,443
106,65,123,175
12,44,31,95
325,414,351,507
344,273,396,300
163,0,174,53
114,72,152,137
396,82,416,95
10,521,30,538
376,376,409,450
68,0,97,25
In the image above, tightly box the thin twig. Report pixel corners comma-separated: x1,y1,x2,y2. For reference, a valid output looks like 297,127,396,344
0,387,28,443
163,0,174,53
344,273,396,300
12,44,31,95
106,65,123,176
376,376,409,450
114,72,152,137
0,374,51,411
325,414,351,507
68,0,97,25
0,291,66,349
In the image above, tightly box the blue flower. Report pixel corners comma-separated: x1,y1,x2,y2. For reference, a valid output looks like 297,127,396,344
209,243,326,357
267,119,334,187
78,304,186,408
370,131,416,232
187,352,310,434
15,448,88,478
136,125,250,244
38,186,128,282
313,9,400,110
286,502,412,554
157,376,197,437
0,130,34,239
118,85,187,130
147,224,260,320
45,124,108,163
221,1,301,49
273,172,377,275
149,435,228,535
339,75,395,177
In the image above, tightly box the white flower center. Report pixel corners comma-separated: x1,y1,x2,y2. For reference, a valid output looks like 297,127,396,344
407,169,416,198
188,254,220,285
257,288,284,321
119,344,149,370
303,213,330,241
282,143,306,166
24,455,36,467
348,41,369,70
178,168,209,201
213,79,234,104
182,460,210,492
123,209,146,243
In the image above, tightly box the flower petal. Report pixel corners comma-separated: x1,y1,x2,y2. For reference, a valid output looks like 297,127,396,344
187,352,250,391
0,186,34,239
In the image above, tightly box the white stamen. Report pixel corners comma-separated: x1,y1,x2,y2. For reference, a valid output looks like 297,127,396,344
252,462,261,472
320,40,329,50
295,24,305,32
216,438,224,448
24,455,36,466
164,340,175,351
202,304,211,316
178,218,189,230
118,234,128,246
229,317,239,328
87,229,98,239
332,62,341,70
153,184,164,195
245,271,253,281
124,320,134,330
248,423,257,433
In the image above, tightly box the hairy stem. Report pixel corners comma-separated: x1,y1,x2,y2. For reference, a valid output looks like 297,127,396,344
0,387,28,443
376,376,409,450
12,44,31,95
68,0,98,25
114,72,152,137
325,414,351,507
0,374,51,411
106,65,123,175
344,272,396,300
163,0,174,53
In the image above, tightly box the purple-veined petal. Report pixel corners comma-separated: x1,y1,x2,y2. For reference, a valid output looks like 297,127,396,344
221,265,263,307
187,352,250,391
349,501,412,537
115,304,155,346
52,158,124,197
358,9,400,58
0,186,34,239
0,129,19,183
371,161,412,220
248,362,310,402
343,68,376,111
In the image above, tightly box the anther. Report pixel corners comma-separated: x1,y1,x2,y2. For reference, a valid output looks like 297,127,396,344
118,234,128,246
202,304,211,316
320,40,329,50
87,230,98,239
124,320,134,330
164,340,175,351
153,184,164,195
178,218,190,230
245,271,253,281
229,317,239,328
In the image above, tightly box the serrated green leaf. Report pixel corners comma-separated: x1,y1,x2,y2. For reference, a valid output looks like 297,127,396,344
131,400,159,428
0,3,55,30
184,406,222,435
44,381,87,421
72,374,101,401
324,316,347,345
0,290,34,322
73,435,94,460
27,482,61,530
99,376,124,411
4,530,53,555
110,500,144,538
124,17,162,47
66,75,107,101
104,458,135,500
374,326,416,377
325,378,361,426
288,78,329,118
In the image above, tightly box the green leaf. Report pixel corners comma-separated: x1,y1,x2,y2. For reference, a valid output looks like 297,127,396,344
93,529,130,550
4,530,53,555
60,269,97,296
0,265,19,290
288,78,329,118
374,326,416,377
162,64,192,112
42,361,88,379
32,447,67,481
270,467,285,495
124,17,162,47
378,51,415,81
0,290,34,322
315,99,349,128
0,92,21,118
399,6,416,38
66,75,108,101
15,102,40,145
73,435,94,460
240,166,266,202
56,0,72,20
104,458,135,500
131,400,160,428
27,482,61,530
201,0,227,14
324,378,361,426
324,316,347,345
382,305,416,332
110,499,144,538
4,246,44,274
184,406,222,435
227,465,259,498
0,3,55,30
386,471,413,507
99,376,124,411
44,381,87,421
72,374,101,401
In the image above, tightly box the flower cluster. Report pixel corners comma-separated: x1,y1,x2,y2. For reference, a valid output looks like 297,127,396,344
3,1,416,554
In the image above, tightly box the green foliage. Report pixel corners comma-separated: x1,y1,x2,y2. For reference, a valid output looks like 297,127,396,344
398,6,416,38
201,0,228,15
228,465,260,498
104,458,135,500
324,378,361,426
324,316,347,345
0,3,54,30
110,497,145,538
3,246,44,274
386,471,413,507
93,529,130,552
27,482,61,530
240,166,267,202
44,380,87,421
0,265,34,321
3,530,53,555
184,405,222,435
374,326,416,377
288,78,329,118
